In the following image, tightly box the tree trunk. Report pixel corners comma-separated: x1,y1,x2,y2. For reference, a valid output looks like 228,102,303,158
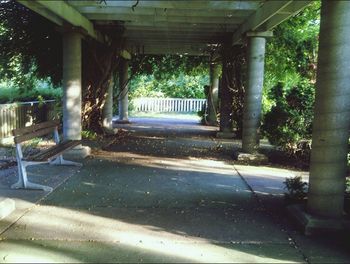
219,42,246,136
81,34,123,134
231,46,246,138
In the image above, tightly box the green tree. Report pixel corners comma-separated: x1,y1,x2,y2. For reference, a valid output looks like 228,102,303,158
262,2,320,150
0,0,62,85
0,0,123,133
129,55,209,100
0,0,63,103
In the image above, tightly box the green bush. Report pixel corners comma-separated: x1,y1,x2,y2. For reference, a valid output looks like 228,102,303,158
0,78,62,103
262,81,315,153
81,130,98,140
129,73,207,100
283,176,308,203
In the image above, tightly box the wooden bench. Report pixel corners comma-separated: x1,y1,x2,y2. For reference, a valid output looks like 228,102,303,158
12,120,82,191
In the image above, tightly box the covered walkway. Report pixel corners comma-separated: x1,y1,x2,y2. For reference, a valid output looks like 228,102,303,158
1,117,349,263
12,0,350,232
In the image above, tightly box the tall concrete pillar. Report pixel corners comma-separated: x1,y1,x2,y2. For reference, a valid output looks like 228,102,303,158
207,62,220,125
62,31,90,158
307,1,350,219
242,32,271,153
63,31,82,141
102,78,114,130
118,58,129,122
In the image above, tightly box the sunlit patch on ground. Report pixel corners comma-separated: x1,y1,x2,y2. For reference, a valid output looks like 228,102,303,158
1,116,349,263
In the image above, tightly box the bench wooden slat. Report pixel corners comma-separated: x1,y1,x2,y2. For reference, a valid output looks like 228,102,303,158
14,126,56,144
32,140,81,161
12,120,82,191
12,120,60,137
24,140,81,162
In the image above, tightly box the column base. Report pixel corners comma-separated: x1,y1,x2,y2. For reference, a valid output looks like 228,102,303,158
234,151,268,165
114,119,130,124
216,132,235,139
63,145,91,160
0,198,16,220
103,127,119,135
287,204,350,236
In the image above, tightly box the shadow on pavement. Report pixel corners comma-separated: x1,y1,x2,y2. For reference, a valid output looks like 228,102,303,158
1,116,350,263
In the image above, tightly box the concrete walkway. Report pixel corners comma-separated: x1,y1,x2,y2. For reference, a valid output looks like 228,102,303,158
0,116,349,263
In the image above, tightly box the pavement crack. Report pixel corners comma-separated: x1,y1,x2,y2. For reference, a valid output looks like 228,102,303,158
233,165,310,264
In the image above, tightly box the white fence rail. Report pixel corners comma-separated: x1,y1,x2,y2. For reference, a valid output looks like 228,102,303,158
0,100,56,140
133,98,207,113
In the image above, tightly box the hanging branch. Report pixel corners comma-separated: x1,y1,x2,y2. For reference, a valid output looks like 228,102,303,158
81,29,124,133
113,55,147,101
131,0,139,11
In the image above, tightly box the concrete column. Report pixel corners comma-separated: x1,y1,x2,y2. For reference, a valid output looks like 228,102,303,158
118,58,129,122
63,31,82,141
62,31,90,159
242,32,271,153
207,62,220,125
307,1,350,218
102,78,114,130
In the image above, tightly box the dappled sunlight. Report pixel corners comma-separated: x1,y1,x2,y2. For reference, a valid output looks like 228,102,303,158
81,181,96,187
113,116,218,137
1,111,314,263
254,190,284,197
1,241,81,263
92,149,235,176
234,165,309,181
234,165,309,196
2,205,209,243
1,204,300,263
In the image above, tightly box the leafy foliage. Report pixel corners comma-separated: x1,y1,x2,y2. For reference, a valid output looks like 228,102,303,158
283,176,308,202
0,79,62,103
262,81,314,152
262,2,320,150
0,0,322,141
81,34,123,133
0,1,62,103
129,55,209,100
81,130,98,140
0,0,62,85
0,1,124,133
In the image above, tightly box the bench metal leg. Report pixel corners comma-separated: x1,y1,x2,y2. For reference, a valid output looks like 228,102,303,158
11,180,53,192
11,161,53,192
49,155,82,166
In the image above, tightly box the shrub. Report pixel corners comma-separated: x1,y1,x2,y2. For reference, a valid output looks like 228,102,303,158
262,81,315,153
0,78,62,104
81,130,98,140
283,176,308,203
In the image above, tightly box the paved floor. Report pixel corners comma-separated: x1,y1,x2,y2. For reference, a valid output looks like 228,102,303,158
0,116,349,263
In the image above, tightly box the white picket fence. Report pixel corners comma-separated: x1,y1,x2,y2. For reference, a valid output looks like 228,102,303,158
133,98,207,113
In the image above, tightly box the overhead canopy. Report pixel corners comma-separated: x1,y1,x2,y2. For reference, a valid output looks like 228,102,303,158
18,0,310,55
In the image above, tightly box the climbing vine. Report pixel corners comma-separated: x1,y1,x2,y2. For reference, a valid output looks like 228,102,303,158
219,41,246,136
81,26,124,133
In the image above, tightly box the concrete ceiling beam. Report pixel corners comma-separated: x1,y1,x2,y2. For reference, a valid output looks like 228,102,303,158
122,22,238,31
18,0,101,40
231,1,292,44
123,25,238,33
261,1,311,30
231,0,310,44
67,0,261,11
84,13,244,25
124,30,225,37
75,6,254,18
